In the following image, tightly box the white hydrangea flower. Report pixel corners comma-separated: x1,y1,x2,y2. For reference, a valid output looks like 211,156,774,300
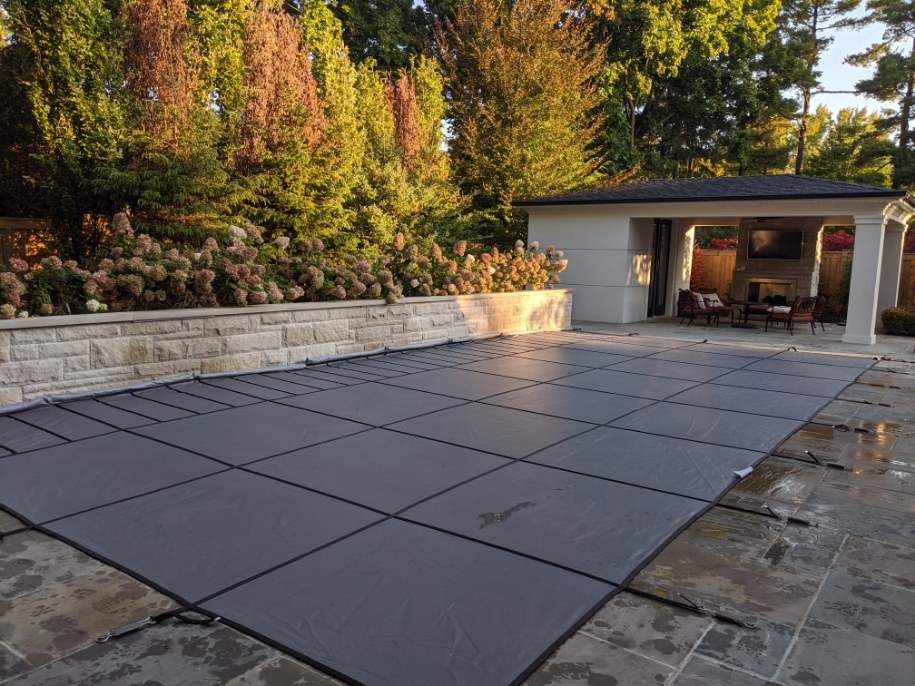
16,310,29,318
85,299,101,313
529,241,539,250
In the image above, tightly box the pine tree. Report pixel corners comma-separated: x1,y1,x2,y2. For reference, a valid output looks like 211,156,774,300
774,0,861,175
848,0,915,187
806,107,894,185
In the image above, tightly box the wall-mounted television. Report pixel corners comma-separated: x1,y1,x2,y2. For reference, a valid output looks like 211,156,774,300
747,229,804,259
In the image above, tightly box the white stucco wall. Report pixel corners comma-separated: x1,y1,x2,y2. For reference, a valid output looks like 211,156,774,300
527,207,654,323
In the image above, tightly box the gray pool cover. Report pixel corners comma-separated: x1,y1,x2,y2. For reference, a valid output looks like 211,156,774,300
0,332,875,686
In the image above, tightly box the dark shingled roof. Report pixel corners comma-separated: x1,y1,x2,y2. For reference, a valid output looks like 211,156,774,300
513,174,907,206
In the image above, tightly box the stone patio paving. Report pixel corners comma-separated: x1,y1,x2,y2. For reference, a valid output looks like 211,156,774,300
1,321,913,685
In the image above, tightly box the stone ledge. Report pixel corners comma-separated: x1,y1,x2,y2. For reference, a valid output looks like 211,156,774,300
0,290,571,331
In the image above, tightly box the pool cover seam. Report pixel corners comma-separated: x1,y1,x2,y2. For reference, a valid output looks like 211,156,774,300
0,339,785,458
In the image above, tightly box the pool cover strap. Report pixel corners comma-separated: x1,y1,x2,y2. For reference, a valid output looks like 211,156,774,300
623,587,756,629
96,607,219,644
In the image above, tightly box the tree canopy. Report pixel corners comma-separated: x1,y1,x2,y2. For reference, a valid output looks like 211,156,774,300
0,0,911,261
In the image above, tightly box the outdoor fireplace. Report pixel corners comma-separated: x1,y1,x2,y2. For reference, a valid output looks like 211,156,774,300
747,279,795,304
729,217,822,302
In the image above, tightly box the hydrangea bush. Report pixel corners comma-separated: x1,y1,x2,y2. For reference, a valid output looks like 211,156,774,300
0,215,567,319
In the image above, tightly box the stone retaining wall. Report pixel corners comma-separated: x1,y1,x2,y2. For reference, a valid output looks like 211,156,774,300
0,289,572,406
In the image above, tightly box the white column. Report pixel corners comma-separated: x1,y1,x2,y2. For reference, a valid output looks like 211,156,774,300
876,220,906,315
675,222,696,293
842,214,886,345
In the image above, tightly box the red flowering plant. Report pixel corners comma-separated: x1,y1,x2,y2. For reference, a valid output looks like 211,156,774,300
822,230,855,251
707,237,737,250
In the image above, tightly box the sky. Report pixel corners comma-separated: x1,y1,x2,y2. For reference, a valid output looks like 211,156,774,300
814,12,888,115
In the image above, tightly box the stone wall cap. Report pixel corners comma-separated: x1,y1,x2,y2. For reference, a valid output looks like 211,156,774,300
0,289,574,331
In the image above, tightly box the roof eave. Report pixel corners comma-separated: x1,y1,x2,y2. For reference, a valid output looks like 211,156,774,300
513,190,907,208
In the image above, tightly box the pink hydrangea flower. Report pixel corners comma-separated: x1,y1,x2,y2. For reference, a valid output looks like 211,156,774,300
8,258,29,273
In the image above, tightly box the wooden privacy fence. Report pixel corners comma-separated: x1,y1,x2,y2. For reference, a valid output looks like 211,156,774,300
0,219,52,265
818,251,851,298
693,250,736,295
694,249,915,311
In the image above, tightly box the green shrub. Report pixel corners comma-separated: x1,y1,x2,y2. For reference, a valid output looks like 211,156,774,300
881,307,915,336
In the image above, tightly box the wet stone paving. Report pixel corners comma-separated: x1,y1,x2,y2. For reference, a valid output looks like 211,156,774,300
1,329,914,685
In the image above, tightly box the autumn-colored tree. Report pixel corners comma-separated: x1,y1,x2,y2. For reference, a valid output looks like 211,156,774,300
237,3,325,170
437,0,604,244
386,73,422,169
822,229,856,250
123,0,200,147
291,2,462,252
689,240,709,289
95,0,243,241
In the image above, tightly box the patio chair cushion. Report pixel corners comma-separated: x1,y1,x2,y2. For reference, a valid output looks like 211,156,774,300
767,305,792,314
704,292,724,307
691,291,706,309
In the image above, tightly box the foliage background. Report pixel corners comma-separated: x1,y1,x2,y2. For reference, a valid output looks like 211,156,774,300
0,0,911,265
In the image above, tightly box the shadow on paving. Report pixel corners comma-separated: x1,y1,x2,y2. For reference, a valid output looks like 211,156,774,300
1,331,914,685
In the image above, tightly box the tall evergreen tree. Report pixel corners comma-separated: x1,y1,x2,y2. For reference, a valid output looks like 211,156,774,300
806,107,894,184
849,0,915,187
437,0,604,244
774,0,860,175
294,0,463,252
0,8,44,218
